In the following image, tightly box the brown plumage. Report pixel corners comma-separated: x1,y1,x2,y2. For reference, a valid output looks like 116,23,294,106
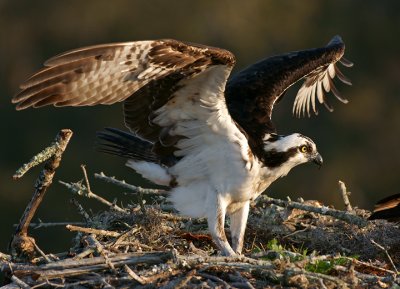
369,194,400,221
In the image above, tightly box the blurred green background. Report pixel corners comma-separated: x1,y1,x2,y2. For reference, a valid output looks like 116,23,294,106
1,0,400,253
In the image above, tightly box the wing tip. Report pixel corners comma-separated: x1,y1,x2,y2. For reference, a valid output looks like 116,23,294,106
328,35,343,45
339,57,354,68
326,35,345,52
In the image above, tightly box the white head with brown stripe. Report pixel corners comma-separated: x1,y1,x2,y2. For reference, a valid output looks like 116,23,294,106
262,133,323,177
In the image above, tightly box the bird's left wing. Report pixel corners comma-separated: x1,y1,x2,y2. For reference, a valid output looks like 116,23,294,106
225,35,352,140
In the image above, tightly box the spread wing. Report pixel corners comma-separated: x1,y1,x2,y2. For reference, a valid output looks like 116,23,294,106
13,40,252,170
225,35,352,140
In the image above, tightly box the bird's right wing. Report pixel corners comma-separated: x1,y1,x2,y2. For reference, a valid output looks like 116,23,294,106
225,35,352,141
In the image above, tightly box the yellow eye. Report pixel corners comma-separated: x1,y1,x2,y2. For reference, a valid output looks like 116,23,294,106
300,145,308,153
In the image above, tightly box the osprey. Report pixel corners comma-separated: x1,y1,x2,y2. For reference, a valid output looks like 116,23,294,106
13,36,352,256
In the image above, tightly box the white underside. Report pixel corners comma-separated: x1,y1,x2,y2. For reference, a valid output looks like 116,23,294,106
126,160,171,186
125,66,302,219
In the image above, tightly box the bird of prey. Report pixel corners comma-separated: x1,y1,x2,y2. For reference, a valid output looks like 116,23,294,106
369,194,400,221
13,36,352,256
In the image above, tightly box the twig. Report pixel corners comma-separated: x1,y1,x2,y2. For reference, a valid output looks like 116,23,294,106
81,165,128,215
229,271,256,289
180,254,274,269
284,267,348,288
11,129,73,260
258,195,368,227
94,172,165,195
346,257,397,275
124,264,147,285
318,278,328,289
10,275,31,289
168,269,196,289
70,198,91,222
13,222,86,229
66,224,120,238
84,234,106,255
31,240,51,263
10,252,173,280
72,249,95,260
111,227,140,248
80,165,92,195
370,239,398,274
13,148,57,180
59,180,127,214
198,272,232,288
339,180,352,211
0,283,22,289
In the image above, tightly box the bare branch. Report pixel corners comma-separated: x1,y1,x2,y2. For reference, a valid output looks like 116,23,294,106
370,239,398,274
94,172,166,195
13,147,57,180
66,224,120,238
70,198,91,222
123,264,147,285
11,129,73,261
59,178,127,214
10,275,30,289
258,195,368,227
13,221,86,229
339,180,352,211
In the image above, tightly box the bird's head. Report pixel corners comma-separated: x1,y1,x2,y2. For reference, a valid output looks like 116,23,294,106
262,133,323,174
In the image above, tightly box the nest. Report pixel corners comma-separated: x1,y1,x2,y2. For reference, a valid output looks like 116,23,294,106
1,129,400,288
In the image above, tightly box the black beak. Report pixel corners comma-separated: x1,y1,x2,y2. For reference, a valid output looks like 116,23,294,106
312,153,323,168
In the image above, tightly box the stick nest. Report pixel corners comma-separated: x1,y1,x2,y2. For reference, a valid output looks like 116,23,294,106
1,130,399,288
2,187,400,288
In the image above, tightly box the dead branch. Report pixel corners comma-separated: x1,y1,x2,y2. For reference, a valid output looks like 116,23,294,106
180,254,274,269
11,129,73,261
59,180,127,214
70,198,91,222
258,195,368,227
339,180,353,211
94,172,166,195
14,221,86,229
8,252,173,280
370,239,398,274
10,275,30,289
123,264,147,285
283,267,349,288
12,147,57,180
66,224,120,238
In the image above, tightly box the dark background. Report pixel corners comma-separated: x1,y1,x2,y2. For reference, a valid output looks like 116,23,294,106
1,0,399,253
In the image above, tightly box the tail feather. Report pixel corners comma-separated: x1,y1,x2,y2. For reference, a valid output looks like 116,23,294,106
96,127,159,163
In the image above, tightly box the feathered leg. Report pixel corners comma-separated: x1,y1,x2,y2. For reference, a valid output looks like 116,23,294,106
229,201,250,254
206,194,236,256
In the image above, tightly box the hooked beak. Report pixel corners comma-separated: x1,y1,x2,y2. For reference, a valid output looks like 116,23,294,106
312,153,323,169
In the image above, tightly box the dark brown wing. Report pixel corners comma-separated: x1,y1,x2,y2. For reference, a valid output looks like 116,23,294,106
225,35,352,141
